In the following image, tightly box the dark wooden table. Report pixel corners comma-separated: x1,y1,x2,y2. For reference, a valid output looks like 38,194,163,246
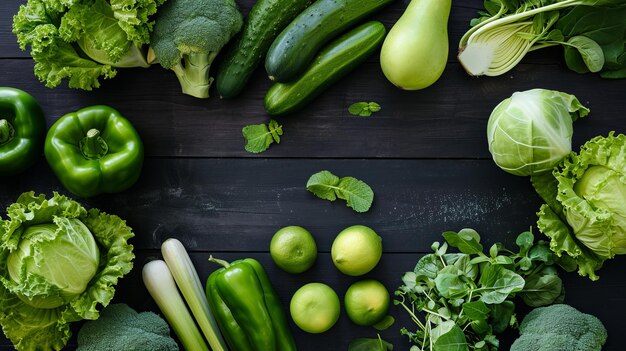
1,0,625,350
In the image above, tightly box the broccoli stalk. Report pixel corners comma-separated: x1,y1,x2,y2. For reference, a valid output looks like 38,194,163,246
149,0,243,98
171,52,218,98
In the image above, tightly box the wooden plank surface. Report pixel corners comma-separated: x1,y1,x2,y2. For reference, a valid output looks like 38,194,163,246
1,0,625,350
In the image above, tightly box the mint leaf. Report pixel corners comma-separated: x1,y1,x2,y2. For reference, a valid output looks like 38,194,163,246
306,170,374,213
242,120,283,153
337,177,374,212
348,102,381,117
306,170,340,201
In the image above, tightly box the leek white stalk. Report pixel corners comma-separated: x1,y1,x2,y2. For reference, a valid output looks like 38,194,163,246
143,260,210,351
161,238,227,351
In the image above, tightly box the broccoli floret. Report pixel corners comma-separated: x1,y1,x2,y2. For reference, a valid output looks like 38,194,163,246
149,0,243,98
510,304,607,351
77,303,179,351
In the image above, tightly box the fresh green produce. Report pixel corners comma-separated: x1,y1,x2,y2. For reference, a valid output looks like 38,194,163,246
149,0,244,98
458,2,626,78
290,282,341,333
270,226,318,274
265,21,387,116
161,239,227,351
143,259,210,351
533,132,626,280
510,304,607,351
77,303,179,351
487,89,589,176
0,87,45,176
349,102,381,117
12,0,164,90
380,0,451,90
396,229,564,351
207,257,297,351
265,0,395,82
215,0,311,98
242,119,283,153
344,280,390,326
306,170,374,213
0,192,135,351
44,105,144,198
331,225,382,276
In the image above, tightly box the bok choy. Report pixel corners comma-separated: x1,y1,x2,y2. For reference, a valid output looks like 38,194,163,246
458,0,626,78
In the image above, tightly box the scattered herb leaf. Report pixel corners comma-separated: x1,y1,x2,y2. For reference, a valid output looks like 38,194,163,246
242,119,283,153
348,102,381,117
306,170,374,213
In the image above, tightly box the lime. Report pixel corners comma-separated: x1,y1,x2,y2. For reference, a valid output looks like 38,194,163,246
331,225,382,276
270,226,317,274
290,283,340,333
344,279,390,326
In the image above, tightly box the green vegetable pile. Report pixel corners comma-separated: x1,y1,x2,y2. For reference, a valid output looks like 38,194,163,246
77,303,179,351
459,0,626,78
396,229,563,350
0,192,134,351
12,0,165,90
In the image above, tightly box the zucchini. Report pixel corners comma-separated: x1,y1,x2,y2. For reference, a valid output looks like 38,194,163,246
215,0,311,99
264,21,386,116
265,0,394,83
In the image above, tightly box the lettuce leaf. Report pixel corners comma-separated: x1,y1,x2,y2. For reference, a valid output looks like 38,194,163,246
12,0,162,90
0,192,134,351
535,132,626,280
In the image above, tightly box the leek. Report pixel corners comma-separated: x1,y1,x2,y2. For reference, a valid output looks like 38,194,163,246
143,260,210,351
161,238,228,351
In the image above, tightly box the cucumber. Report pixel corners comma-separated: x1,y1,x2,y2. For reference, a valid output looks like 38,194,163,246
215,0,311,99
264,21,386,116
265,0,394,83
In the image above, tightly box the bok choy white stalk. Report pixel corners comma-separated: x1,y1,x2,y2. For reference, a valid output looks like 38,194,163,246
161,238,227,351
143,260,210,351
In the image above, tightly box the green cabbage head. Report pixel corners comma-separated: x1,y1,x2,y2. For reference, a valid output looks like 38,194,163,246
0,192,134,350
534,132,626,280
487,89,589,176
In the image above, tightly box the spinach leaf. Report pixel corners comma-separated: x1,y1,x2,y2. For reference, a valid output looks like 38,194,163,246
520,273,563,307
348,337,393,351
443,229,483,255
463,301,490,321
478,265,525,304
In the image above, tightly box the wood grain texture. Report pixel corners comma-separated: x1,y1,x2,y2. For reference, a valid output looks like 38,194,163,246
0,0,625,350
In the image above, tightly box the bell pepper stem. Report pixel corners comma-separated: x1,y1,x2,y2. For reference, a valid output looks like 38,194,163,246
0,119,14,145
79,128,109,160
208,255,231,269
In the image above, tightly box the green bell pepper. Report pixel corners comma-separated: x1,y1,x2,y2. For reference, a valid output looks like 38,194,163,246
0,87,45,176
44,105,144,198
206,257,297,351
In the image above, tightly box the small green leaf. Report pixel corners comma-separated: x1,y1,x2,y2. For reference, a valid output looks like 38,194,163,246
463,301,490,321
348,337,393,351
432,322,469,351
306,170,340,201
489,244,498,258
336,176,374,213
567,36,605,73
515,231,534,253
242,119,283,153
348,101,381,117
493,256,514,265
478,265,525,304
443,229,483,255
520,274,563,307
373,315,395,331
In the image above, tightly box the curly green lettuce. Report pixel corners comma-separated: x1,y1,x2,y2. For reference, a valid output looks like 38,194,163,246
12,0,165,90
533,132,626,280
0,192,135,351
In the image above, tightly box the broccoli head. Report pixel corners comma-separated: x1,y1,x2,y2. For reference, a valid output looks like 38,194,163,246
150,0,243,98
77,303,179,351
510,304,607,351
